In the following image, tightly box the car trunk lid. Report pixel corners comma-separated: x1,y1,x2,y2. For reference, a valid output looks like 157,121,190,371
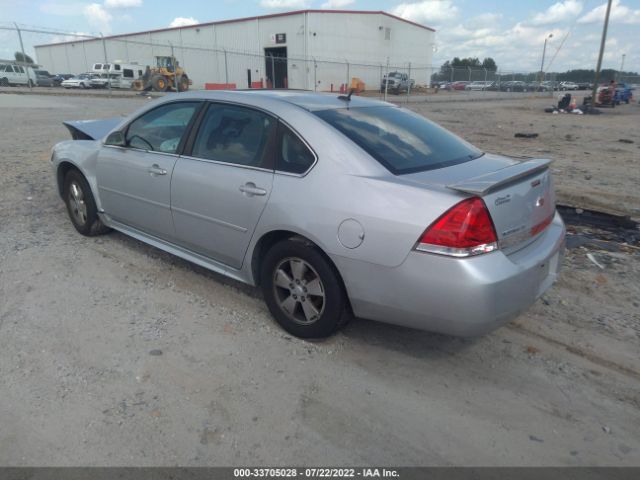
403,154,556,253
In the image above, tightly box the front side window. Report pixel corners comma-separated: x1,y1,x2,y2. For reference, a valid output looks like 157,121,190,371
17,66,25,73
191,104,275,168
126,101,199,154
276,123,315,174
314,106,482,175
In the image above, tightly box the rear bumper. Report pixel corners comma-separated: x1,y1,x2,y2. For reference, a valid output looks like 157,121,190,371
336,213,566,336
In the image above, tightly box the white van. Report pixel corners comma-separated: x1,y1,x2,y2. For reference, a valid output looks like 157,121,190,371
91,62,143,88
0,63,37,87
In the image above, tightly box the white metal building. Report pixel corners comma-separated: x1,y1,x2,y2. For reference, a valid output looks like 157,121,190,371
34,10,435,90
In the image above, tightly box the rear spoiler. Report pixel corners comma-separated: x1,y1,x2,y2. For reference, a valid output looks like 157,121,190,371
63,117,122,141
447,158,552,195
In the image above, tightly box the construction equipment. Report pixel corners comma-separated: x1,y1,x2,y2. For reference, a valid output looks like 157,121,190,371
132,56,190,92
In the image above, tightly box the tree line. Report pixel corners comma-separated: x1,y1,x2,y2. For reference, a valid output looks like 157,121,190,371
431,57,637,83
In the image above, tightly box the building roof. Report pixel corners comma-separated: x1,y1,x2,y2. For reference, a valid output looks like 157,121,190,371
35,10,434,48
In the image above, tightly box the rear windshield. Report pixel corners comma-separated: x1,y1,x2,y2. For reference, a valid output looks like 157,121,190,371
314,106,482,175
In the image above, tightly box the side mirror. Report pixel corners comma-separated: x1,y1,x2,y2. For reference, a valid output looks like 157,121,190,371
105,131,125,147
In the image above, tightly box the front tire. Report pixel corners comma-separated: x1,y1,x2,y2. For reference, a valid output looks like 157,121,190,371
63,170,110,236
261,239,349,338
151,75,168,92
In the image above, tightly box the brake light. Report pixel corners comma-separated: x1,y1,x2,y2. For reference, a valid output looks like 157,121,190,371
415,197,498,257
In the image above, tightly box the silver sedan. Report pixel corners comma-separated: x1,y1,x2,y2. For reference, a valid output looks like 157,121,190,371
51,90,565,338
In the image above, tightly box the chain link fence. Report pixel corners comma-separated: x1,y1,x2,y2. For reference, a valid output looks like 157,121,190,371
1,22,635,103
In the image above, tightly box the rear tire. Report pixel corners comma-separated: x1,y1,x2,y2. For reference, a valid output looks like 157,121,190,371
260,239,350,338
0,77,8,86
178,75,189,92
63,170,110,236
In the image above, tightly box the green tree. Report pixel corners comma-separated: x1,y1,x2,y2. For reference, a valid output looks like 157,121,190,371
14,51,35,64
482,57,497,71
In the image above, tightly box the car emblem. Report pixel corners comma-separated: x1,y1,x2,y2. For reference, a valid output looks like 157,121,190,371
531,179,541,188
495,194,511,206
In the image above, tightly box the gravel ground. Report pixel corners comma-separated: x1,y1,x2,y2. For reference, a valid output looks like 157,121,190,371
0,93,638,466
408,97,640,218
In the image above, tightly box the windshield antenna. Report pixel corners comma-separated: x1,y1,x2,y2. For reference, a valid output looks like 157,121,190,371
338,88,355,102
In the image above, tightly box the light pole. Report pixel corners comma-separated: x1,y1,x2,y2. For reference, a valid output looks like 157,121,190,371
539,33,553,84
619,53,626,78
590,0,613,109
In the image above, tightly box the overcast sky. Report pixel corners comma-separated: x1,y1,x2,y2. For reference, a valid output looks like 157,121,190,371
1,0,638,72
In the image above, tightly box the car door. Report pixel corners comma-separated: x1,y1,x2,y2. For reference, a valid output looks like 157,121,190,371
171,102,277,269
96,100,201,240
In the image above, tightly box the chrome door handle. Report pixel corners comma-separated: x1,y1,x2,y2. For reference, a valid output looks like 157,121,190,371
239,182,267,196
148,164,167,176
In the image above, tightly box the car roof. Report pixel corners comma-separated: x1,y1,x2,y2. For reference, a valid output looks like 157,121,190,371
170,89,393,112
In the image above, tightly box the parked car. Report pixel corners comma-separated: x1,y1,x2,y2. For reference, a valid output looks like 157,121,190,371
0,63,36,87
525,82,553,92
90,73,123,89
34,69,55,87
52,73,74,86
541,81,559,91
559,82,579,91
51,91,565,338
450,81,469,91
465,81,493,91
61,74,95,89
500,81,528,92
380,71,415,94
576,82,592,90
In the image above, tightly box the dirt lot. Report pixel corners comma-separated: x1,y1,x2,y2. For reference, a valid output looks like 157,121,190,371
408,97,640,218
0,92,638,467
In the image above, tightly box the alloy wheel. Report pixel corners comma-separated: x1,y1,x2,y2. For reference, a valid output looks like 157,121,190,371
273,257,325,325
68,181,88,225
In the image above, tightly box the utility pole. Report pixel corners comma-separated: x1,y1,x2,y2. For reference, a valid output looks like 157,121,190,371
384,57,389,101
170,42,179,92
590,0,613,109
14,23,32,90
618,53,626,81
539,33,553,86
101,33,111,97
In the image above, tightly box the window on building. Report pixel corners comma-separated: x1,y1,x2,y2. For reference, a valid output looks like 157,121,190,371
385,27,391,40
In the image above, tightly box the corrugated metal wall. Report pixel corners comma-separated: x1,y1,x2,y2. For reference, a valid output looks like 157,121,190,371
34,12,434,90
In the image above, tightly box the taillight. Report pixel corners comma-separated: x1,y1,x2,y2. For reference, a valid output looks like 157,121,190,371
415,197,498,257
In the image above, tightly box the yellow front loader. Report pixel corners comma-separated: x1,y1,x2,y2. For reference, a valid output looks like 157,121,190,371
133,56,190,92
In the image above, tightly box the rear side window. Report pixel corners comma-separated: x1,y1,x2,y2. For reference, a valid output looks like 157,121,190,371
123,69,133,78
276,123,315,174
191,104,275,168
314,106,482,175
